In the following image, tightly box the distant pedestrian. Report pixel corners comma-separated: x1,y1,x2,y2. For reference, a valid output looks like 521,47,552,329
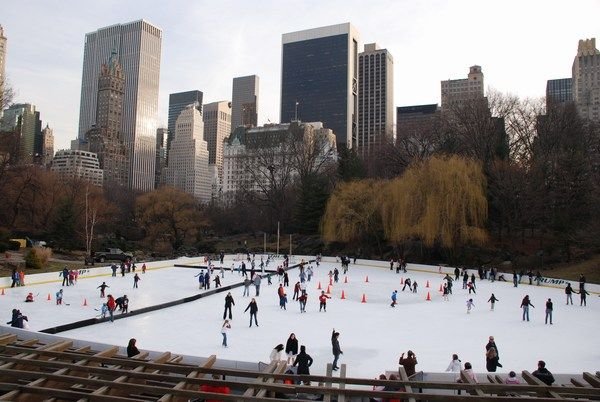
133,273,141,288
56,289,63,305
399,350,418,377
97,282,109,298
521,295,535,321
293,345,313,385
285,333,299,364
545,298,553,324
253,274,262,296
223,292,234,320
390,290,398,307
61,267,70,286
141,263,146,274
319,291,330,312
244,298,259,327
106,295,116,322
532,360,555,385
299,291,307,313
578,289,590,306
466,298,475,313
243,277,251,297
488,293,499,310
221,320,231,347
331,329,343,370
565,283,574,305
127,338,140,357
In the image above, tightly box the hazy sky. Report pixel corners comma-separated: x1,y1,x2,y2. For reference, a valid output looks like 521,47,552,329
2,0,599,150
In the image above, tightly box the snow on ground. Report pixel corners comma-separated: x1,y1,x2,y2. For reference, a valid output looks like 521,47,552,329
1,256,598,380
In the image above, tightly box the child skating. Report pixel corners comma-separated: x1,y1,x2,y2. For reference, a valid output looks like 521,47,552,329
466,298,475,314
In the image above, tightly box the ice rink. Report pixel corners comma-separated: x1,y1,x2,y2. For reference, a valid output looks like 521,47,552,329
1,255,598,379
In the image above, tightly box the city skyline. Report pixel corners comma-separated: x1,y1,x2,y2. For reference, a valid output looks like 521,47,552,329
1,0,599,150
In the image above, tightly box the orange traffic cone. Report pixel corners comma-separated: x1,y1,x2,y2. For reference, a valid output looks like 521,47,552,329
439,284,443,292
400,277,404,284
426,280,430,288
344,276,348,283
317,281,322,290
326,285,332,294
341,290,346,299
365,276,369,283
426,292,431,301
47,293,51,301
361,293,367,303
83,298,88,306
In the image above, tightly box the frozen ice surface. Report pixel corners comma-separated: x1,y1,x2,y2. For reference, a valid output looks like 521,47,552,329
2,257,598,380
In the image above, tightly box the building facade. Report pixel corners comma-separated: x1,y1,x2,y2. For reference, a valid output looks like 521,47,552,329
396,104,440,146
41,124,54,167
222,121,337,197
51,149,103,186
281,23,359,149
203,101,231,184
357,43,394,156
546,78,573,107
1,103,41,164
164,105,211,202
231,75,259,129
155,127,168,189
572,38,600,122
168,91,203,140
78,20,162,191
441,65,485,111
85,51,128,187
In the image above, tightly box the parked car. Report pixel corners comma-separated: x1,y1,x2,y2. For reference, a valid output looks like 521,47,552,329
91,248,134,263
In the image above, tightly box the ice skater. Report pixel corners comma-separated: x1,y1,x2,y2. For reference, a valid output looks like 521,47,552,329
331,329,343,370
521,295,534,321
221,319,231,347
488,293,499,310
545,298,553,324
279,292,288,310
390,290,398,307
56,289,63,305
565,283,574,305
133,273,141,288
223,292,235,319
244,298,259,327
319,291,330,312
466,298,475,314
299,291,307,313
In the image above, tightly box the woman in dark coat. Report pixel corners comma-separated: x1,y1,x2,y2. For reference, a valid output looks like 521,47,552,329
285,333,299,364
127,338,140,357
485,346,502,372
293,345,313,384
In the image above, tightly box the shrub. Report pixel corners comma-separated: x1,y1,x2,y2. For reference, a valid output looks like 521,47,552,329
24,246,52,269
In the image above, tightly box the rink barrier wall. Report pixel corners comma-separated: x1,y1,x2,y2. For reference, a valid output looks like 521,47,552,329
39,258,313,334
322,257,600,294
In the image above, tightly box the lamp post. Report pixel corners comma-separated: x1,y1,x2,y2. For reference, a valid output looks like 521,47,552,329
294,101,299,122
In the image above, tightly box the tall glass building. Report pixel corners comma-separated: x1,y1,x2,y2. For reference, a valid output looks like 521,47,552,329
281,23,359,149
546,78,573,107
232,75,259,129
78,20,162,191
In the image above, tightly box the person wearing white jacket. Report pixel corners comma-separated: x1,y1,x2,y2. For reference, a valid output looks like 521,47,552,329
270,344,284,363
446,354,462,381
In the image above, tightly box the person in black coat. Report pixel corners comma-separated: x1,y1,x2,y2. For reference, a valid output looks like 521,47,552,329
331,329,343,370
285,333,299,364
127,338,140,357
532,360,555,385
244,298,258,327
293,345,313,384
223,292,235,320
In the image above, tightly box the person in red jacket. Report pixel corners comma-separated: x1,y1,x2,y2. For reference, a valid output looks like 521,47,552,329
106,294,116,322
319,291,330,312
199,374,230,402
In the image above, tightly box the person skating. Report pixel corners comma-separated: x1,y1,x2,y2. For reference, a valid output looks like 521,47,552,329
299,291,307,313
454,267,460,281
390,290,398,307
106,294,116,322
399,350,418,377
331,329,343,371
293,345,313,385
221,319,231,347
293,281,301,301
7,309,28,329
466,298,475,313
97,282,109,298
223,292,235,320
111,264,117,277
579,274,586,293
244,298,259,327
576,288,590,306
467,281,476,294
442,284,450,301
402,278,411,291
127,338,140,357
56,289,63,305
213,275,221,288
283,272,289,287
133,273,141,288
285,333,299,364
99,303,108,318
25,292,34,303
485,345,502,372
333,268,339,283
565,283,575,305
545,298,553,324
470,273,476,289
121,295,129,314
243,277,251,297
485,336,499,358
141,263,146,274
61,267,70,286
279,292,288,310
521,295,535,321
412,281,418,293
446,354,462,382
488,293,499,310
253,274,261,296
195,270,204,290
319,291,330,312
532,360,555,385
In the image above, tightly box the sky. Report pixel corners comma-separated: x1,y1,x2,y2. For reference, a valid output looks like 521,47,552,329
2,0,599,151
2,256,598,380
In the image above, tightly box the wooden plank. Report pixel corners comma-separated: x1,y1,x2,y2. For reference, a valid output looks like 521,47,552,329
0,334,17,345
157,354,216,402
255,361,288,398
570,378,588,387
583,372,600,388
324,363,333,402
243,361,277,397
337,363,346,402
398,366,416,402
460,370,485,397
521,370,562,399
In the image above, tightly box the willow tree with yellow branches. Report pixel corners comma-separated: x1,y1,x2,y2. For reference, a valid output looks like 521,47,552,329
382,155,488,250
321,179,385,253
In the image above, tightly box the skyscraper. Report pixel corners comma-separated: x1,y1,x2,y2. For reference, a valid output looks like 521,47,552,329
1,103,41,164
441,65,485,111
168,90,203,139
281,23,359,149
155,127,168,189
232,75,259,129
41,124,54,167
546,78,573,107
357,43,394,156
572,38,600,122
78,20,162,191
203,101,231,184
164,105,211,202
85,50,128,186
0,25,6,110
